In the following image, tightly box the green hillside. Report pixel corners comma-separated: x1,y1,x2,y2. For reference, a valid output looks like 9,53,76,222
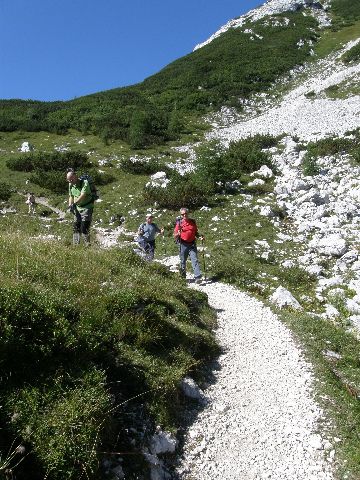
0,10,317,147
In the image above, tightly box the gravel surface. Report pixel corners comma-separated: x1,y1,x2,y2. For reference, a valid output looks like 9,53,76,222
175,277,335,480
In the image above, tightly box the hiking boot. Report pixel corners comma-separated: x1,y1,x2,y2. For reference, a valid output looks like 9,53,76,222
195,277,202,284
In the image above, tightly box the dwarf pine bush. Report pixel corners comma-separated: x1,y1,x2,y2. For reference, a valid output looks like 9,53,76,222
6,151,90,173
303,134,360,175
193,136,276,195
143,174,209,209
342,41,360,63
0,181,12,200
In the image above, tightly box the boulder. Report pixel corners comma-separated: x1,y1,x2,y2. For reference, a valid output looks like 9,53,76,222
309,234,347,257
248,178,265,187
149,427,177,455
146,172,170,189
251,165,273,178
346,298,360,315
323,304,340,319
19,141,34,152
180,377,206,403
336,250,358,270
270,286,302,310
259,205,276,218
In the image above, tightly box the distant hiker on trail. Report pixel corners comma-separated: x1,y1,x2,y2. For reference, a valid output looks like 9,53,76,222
26,192,36,215
173,207,204,283
66,169,94,246
136,213,164,261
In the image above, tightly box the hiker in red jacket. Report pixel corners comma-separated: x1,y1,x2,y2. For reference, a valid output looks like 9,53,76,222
173,207,204,283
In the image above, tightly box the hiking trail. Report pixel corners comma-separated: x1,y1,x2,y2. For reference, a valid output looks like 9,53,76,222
161,256,335,480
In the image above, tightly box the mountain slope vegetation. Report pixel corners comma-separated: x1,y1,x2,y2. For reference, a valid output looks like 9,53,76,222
0,10,317,146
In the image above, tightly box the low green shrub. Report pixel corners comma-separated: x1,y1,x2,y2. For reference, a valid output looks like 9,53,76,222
7,369,111,480
143,175,209,209
342,41,360,63
306,137,356,157
193,141,232,194
30,170,67,193
30,168,114,194
302,154,320,176
332,0,360,23
6,151,90,173
0,181,12,200
226,135,274,174
192,136,276,195
303,134,360,174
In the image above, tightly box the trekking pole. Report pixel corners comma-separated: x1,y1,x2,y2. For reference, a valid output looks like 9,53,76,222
162,231,167,255
201,237,207,280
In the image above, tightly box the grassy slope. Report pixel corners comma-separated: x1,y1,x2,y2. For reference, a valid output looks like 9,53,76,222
0,217,218,479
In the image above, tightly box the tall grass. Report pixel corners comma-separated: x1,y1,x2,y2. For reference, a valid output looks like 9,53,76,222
0,225,217,479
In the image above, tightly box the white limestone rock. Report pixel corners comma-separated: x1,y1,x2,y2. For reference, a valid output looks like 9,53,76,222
0,207,17,215
270,286,302,310
146,172,170,189
336,250,358,272
323,304,340,319
150,428,177,455
248,178,265,187
259,205,276,217
346,298,360,315
180,377,206,403
309,234,347,257
349,315,360,336
304,264,323,277
282,260,296,268
19,141,34,152
251,165,273,178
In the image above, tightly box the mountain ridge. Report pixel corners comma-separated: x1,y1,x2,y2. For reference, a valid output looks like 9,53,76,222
194,0,331,50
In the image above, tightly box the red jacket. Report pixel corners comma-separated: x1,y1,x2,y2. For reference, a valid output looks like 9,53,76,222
174,218,198,243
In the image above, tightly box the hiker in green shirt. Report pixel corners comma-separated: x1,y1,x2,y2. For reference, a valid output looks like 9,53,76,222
66,170,94,245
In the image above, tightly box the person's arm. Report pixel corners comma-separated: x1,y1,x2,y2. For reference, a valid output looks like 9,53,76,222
154,224,162,234
68,184,74,207
73,181,91,206
73,192,87,205
173,222,181,240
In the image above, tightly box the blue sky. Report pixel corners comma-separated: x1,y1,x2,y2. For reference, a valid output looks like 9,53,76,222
0,0,262,102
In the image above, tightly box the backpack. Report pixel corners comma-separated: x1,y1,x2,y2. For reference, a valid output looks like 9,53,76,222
79,173,99,202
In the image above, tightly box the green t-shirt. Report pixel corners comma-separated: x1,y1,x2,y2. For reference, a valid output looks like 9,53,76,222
69,179,94,211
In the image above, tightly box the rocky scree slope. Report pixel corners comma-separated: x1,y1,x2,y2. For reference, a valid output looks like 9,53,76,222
203,32,360,335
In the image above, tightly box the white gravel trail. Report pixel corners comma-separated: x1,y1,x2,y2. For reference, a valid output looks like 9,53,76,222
176,279,334,480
